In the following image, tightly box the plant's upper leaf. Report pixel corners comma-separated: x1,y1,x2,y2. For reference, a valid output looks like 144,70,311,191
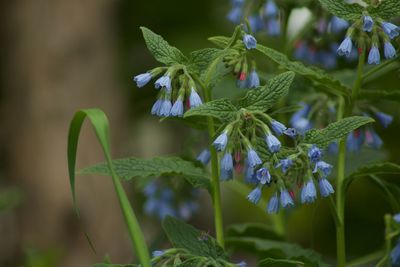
238,72,295,111
318,0,364,20
347,162,400,178
162,216,228,260
208,36,230,48
80,156,210,189
140,27,187,65
188,48,223,74
227,237,330,267
256,44,351,97
184,98,237,122
304,116,374,148
368,0,400,20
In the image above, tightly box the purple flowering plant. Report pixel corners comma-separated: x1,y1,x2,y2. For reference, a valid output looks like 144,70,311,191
66,0,400,266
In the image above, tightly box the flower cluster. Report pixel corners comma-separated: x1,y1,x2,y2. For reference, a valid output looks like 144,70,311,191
248,144,334,214
133,66,203,117
337,14,399,64
222,31,261,89
227,0,281,36
143,180,199,220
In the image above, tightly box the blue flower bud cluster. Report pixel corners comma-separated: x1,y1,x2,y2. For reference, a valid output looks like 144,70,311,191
227,0,281,36
143,180,199,220
133,66,203,117
337,14,399,65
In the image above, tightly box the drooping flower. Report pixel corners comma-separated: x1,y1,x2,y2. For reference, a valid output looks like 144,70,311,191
384,42,397,59
319,178,334,197
152,250,165,257
220,168,233,181
267,193,280,214
276,159,293,173
247,187,262,204
221,152,234,172
189,88,203,108
308,145,322,163
247,70,260,88
368,45,381,65
365,129,383,149
381,22,400,39
227,7,243,24
196,149,211,165
337,36,353,57
243,34,257,50
256,167,271,185
301,180,317,204
362,15,374,32
283,128,297,138
133,72,152,87
264,0,278,17
244,162,258,184
248,15,264,32
247,149,262,167
155,75,172,91
151,99,163,115
213,131,229,151
265,134,281,153
170,98,184,117
159,99,172,117
330,16,349,33
313,161,333,177
346,130,364,152
236,261,247,267
270,120,287,136
375,111,393,128
280,189,294,208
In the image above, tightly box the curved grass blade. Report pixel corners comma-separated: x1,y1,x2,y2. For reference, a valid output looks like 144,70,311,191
67,108,151,267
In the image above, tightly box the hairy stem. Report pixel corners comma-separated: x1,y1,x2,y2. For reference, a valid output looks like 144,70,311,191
335,50,366,267
203,86,225,248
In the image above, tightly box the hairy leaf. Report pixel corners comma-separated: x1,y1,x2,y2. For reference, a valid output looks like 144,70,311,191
256,44,351,96
304,116,374,147
140,27,187,65
238,72,295,111
318,0,364,20
368,0,400,20
184,98,237,121
358,90,400,102
227,237,330,267
188,48,223,74
258,258,304,267
80,156,210,189
162,216,228,260
208,36,230,48
347,162,400,178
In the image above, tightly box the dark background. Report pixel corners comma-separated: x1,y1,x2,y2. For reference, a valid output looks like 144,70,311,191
0,0,399,266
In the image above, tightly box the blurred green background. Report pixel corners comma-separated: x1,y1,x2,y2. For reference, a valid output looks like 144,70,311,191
0,0,399,266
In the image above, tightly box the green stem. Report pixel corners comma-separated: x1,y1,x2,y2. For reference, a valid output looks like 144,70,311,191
203,85,225,248
335,50,366,267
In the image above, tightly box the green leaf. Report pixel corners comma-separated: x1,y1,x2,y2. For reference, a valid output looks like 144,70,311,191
304,116,374,147
226,237,330,267
208,36,230,48
67,108,151,267
256,44,351,96
188,48,223,74
358,90,400,102
140,27,187,65
79,156,210,189
162,216,228,260
258,258,304,267
226,223,283,240
347,162,400,178
318,0,364,20
238,71,295,111
184,98,237,122
368,0,400,20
